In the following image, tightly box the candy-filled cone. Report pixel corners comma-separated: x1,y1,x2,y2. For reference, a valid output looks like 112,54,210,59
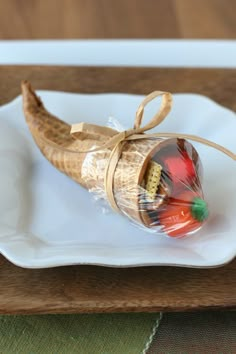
22,81,208,237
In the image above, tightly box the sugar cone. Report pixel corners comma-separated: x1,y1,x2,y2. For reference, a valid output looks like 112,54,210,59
22,81,172,228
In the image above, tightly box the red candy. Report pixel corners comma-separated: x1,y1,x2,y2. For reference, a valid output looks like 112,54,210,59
162,151,196,186
154,139,202,195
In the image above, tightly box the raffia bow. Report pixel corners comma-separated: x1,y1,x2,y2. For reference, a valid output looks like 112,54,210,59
70,91,236,212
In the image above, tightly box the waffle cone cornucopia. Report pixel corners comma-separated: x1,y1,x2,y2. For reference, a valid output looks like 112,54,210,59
22,81,217,237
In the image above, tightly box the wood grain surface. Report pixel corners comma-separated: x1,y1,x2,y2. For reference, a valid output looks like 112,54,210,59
0,65,235,314
0,0,235,39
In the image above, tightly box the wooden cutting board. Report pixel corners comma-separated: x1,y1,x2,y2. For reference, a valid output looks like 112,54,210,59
0,66,235,314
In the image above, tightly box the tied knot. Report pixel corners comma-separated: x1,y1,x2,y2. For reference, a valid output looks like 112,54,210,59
70,91,173,152
70,91,235,213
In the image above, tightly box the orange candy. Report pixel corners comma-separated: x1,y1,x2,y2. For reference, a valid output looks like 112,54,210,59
159,191,209,237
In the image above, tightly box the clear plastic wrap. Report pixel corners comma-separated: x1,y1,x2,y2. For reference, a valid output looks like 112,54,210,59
82,118,208,238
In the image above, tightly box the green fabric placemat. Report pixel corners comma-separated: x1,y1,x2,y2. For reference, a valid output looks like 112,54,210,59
0,313,160,354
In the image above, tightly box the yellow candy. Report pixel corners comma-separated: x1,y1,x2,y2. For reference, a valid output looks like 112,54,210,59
145,161,162,200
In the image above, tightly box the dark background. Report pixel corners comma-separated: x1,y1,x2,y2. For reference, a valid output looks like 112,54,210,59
0,0,235,39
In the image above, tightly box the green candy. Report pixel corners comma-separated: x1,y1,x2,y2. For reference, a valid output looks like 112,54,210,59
191,197,209,222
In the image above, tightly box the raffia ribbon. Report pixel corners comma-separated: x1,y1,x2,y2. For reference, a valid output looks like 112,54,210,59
70,91,236,213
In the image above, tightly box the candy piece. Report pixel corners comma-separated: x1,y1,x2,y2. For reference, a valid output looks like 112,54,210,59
154,139,202,195
145,161,162,200
162,152,196,186
158,191,209,237
191,197,209,222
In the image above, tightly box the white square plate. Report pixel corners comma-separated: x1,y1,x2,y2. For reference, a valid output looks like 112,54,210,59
0,91,235,268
